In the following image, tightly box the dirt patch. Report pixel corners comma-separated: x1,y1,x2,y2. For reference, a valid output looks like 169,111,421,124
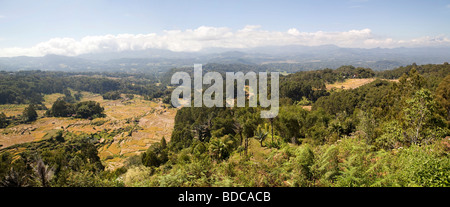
326,78,377,90
326,78,399,91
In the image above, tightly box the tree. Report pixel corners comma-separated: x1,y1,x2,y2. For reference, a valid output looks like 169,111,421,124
74,91,83,101
209,138,229,161
233,121,243,146
46,99,104,119
47,98,73,117
269,118,274,143
142,149,159,167
22,104,38,123
102,91,121,100
74,101,105,119
297,96,312,106
436,74,450,120
33,158,54,187
376,120,404,150
356,110,377,145
0,112,7,128
161,136,167,149
54,130,65,142
254,126,268,147
0,168,31,187
142,139,169,167
62,89,75,103
404,89,435,145
274,105,307,143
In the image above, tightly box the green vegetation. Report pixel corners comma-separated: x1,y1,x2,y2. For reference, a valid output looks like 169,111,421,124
1,63,449,187
0,132,122,187
22,104,38,123
45,98,105,119
0,71,171,105
102,91,121,100
0,113,7,128
122,63,449,187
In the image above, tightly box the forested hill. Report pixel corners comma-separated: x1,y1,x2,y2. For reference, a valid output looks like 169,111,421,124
0,71,170,105
1,62,449,106
163,62,450,187
169,62,450,149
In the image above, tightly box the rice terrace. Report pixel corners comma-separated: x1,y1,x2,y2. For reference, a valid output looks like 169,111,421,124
0,91,176,170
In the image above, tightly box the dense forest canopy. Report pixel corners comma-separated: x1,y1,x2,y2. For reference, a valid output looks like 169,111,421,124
0,70,169,105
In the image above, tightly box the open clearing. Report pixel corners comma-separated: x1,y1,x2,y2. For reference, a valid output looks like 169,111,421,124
326,78,398,91
326,78,377,90
0,92,176,170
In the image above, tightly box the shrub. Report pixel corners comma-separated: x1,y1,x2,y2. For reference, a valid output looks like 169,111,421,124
102,91,121,100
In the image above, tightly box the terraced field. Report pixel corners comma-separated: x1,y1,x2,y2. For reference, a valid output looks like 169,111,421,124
0,92,176,170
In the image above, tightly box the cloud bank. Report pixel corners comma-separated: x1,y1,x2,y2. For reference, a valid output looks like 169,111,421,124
1,25,449,57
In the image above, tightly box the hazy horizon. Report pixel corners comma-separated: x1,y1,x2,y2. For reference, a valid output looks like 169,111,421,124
1,0,450,57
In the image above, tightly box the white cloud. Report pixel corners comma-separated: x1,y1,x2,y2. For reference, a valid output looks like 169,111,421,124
0,25,449,57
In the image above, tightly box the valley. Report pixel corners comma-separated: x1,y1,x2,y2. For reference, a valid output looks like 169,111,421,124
0,92,176,170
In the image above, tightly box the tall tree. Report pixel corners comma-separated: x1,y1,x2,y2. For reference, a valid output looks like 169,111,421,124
233,121,243,146
22,104,38,123
404,89,435,145
0,112,7,128
269,118,274,143
436,74,450,120
47,98,73,117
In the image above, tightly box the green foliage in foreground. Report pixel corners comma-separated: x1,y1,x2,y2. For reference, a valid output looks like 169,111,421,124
120,137,450,187
1,132,449,187
0,133,123,187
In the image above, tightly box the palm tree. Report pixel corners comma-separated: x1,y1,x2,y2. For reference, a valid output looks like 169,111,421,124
254,127,268,147
193,113,215,142
193,123,211,142
209,139,227,161
33,158,54,187
0,168,31,187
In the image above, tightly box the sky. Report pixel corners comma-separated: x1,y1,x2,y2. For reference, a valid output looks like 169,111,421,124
0,0,450,57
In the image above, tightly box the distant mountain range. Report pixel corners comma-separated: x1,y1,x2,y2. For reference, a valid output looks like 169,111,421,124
0,45,449,73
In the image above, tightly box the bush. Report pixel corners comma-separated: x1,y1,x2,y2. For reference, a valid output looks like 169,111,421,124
74,101,105,119
46,98,74,117
46,99,105,119
123,166,153,187
142,138,169,167
102,91,121,100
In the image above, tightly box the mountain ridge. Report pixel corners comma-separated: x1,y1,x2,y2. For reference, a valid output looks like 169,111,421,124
1,45,449,72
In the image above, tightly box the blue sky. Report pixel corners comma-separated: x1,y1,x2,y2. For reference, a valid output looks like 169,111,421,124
0,0,450,56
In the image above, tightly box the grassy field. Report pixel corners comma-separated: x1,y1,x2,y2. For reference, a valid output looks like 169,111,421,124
0,92,176,170
326,78,398,91
326,78,377,91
